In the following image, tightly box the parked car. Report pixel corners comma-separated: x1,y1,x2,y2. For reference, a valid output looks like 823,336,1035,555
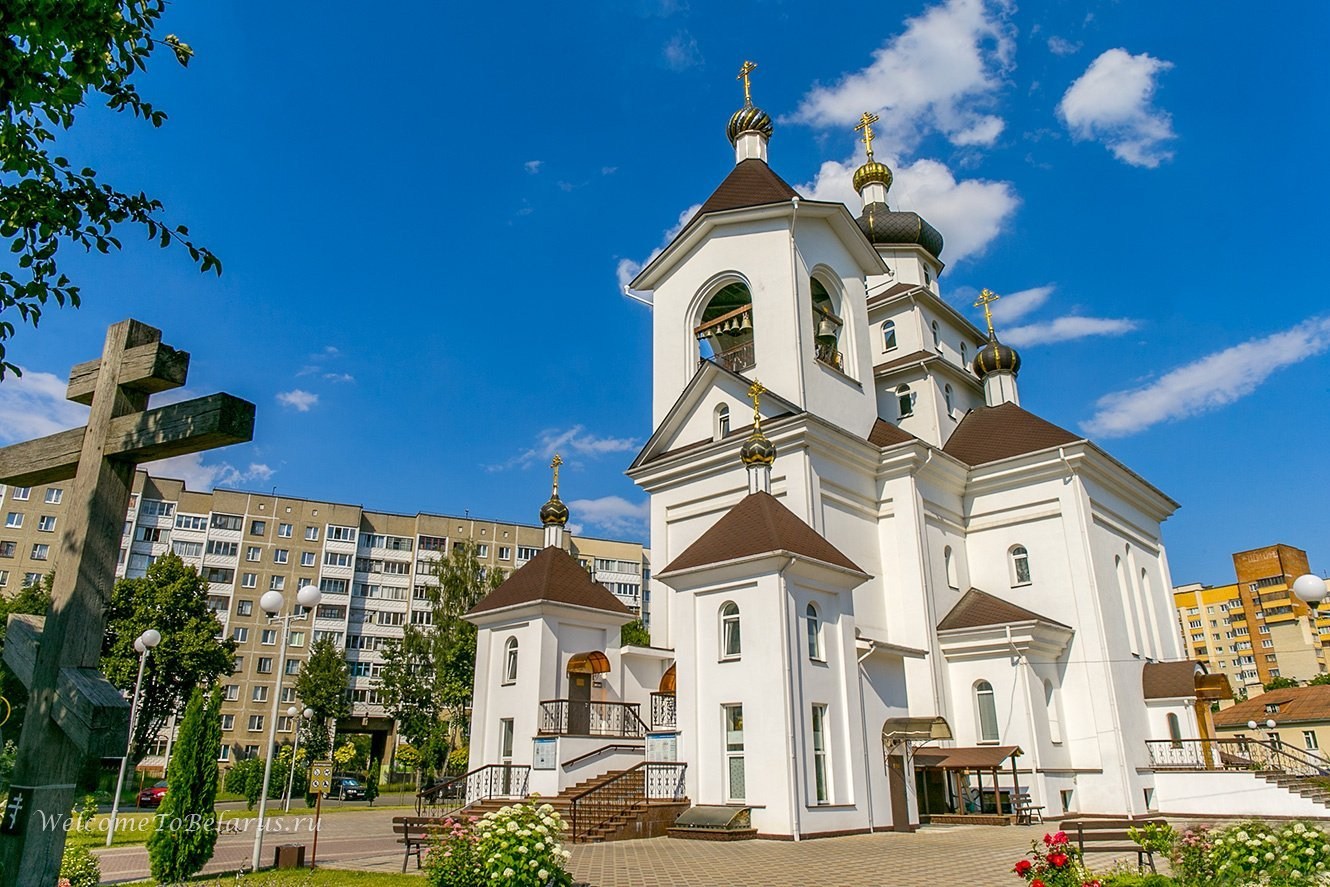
138,780,168,808
327,776,365,800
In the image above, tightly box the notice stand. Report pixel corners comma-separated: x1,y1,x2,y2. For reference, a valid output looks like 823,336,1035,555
308,761,333,869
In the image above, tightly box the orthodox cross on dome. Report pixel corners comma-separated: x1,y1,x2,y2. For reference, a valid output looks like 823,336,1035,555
737,60,758,107
747,380,766,433
974,288,1001,338
855,111,880,159
550,453,563,495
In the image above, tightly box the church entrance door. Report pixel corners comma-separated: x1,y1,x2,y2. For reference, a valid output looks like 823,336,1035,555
886,752,911,832
568,672,592,735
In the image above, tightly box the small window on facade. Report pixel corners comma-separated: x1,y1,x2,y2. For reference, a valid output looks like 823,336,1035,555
806,603,822,661
1167,713,1182,747
503,636,519,684
896,384,914,419
976,680,999,743
944,384,954,415
881,320,897,352
1010,545,1032,586
811,704,829,804
944,546,958,589
931,320,940,350
714,404,730,441
720,602,741,659
1046,679,1064,744
960,342,968,365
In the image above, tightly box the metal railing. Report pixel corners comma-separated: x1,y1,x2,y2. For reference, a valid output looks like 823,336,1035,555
650,693,676,730
568,762,686,843
1147,739,1330,777
539,700,648,737
709,342,755,373
416,763,530,816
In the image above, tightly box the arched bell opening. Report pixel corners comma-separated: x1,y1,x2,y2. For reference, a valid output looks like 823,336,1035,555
811,277,844,370
694,281,755,373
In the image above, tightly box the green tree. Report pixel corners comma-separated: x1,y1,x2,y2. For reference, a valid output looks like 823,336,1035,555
102,554,236,759
1309,673,1330,686
223,756,265,810
0,572,53,739
1264,675,1300,691
294,637,349,762
378,543,503,774
620,619,651,647
0,0,220,376
365,757,379,806
146,686,221,883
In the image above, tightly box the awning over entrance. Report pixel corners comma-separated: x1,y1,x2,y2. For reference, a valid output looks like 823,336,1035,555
882,716,952,744
567,651,611,674
659,663,676,694
913,745,1022,769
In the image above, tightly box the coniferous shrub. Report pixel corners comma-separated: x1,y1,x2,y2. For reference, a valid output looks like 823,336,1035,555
146,686,222,883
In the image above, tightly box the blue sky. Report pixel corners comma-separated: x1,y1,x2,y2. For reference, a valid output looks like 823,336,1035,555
2,0,1328,586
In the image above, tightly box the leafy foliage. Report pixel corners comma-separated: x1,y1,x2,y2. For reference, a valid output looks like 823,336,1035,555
425,801,573,887
102,554,236,760
378,543,503,775
1264,675,1300,691
620,619,650,647
1308,673,1330,686
295,636,349,761
0,0,219,376
146,686,222,883
224,755,265,810
365,757,380,806
1205,821,1329,885
1011,830,1098,887
59,842,101,887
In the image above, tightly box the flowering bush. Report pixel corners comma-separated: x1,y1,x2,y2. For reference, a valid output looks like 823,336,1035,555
424,800,574,887
1013,830,1101,887
58,844,100,887
1206,820,1330,884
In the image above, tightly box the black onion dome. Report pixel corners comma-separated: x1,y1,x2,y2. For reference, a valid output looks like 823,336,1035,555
973,337,1021,378
539,494,569,527
727,105,774,146
856,202,944,259
740,433,776,466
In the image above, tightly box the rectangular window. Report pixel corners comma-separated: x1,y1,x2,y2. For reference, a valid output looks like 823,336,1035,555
205,540,237,557
137,527,166,544
203,567,234,584
223,684,239,701
241,572,258,588
418,535,447,552
1305,731,1319,751
140,500,174,518
516,546,539,561
44,488,63,505
30,544,49,561
811,704,829,804
174,514,208,531
316,604,346,620
22,572,40,587
256,657,273,674
300,551,316,567
500,718,515,759
250,520,266,536
724,704,745,802
278,523,293,538
410,610,433,625
285,659,301,675
3,513,21,529
0,542,14,558
245,546,261,562
236,599,253,616
377,611,405,626
269,575,285,591
232,627,249,643
252,685,269,702
261,629,277,645
498,546,511,560
327,525,357,542
248,715,264,732
10,488,29,501
288,631,305,647
281,687,297,703
172,540,203,558
210,513,243,531
319,578,348,595
475,543,489,558
221,715,235,731
304,526,319,542
278,716,294,733
273,549,289,564
324,552,352,567
0,571,7,587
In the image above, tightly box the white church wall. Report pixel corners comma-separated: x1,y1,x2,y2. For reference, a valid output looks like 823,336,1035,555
468,617,546,772
859,653,914,828
869,293,924,362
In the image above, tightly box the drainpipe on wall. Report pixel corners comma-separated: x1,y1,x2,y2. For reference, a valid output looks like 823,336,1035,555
857,640,878,831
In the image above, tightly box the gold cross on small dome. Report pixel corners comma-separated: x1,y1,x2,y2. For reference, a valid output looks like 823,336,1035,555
550,453,563,494
855,111,880,159
747,380,766,431
974,288,1000,338
737,60,758,106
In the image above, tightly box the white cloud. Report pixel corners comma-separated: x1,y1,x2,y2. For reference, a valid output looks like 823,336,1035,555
567,495,650,537
153,453,275,492
986,285,1053,324
663,31,702,71
486,425,640,472
1058,48,1176,168
323,372,355,383
799,156,1018,264
1082,316,1330,438
789,0,1015,153
1004,315,1137,347
0,369,89,443
276,389,318,412
616,202,701,292
524,160,543,174
1047,36,1081,56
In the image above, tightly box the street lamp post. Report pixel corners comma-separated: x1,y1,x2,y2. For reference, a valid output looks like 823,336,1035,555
250,584,321,871
283,705,315,812
1292,573,1328,675
107,628,161,847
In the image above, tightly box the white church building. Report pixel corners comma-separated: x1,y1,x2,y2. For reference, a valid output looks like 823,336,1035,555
460,71,1322,840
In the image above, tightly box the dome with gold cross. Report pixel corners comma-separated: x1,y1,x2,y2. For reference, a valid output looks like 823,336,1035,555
971,289,1022,378
727,60,774,146
539,454,570,527
739,380,777,466
850,112,943,258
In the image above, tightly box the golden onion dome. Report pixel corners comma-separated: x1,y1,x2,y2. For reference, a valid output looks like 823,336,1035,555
539,494,569,527
853,158,893,193
727,105,774,146
740,432,776,466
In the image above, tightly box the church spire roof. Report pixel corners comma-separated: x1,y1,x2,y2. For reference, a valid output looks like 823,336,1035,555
971,288,1022,380
851,110,944,258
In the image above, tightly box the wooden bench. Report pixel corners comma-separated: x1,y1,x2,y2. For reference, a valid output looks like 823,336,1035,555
392,816,448,872
1060,818,1164,872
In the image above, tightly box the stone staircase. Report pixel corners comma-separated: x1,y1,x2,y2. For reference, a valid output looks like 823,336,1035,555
1261,773,1330,810
460,768,689,843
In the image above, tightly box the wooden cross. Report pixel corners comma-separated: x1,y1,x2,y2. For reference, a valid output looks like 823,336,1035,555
737,60,757,106
550,453,563,495
0,319,254,886
855,111,880,159
747,379,766,432
974,288,1000,338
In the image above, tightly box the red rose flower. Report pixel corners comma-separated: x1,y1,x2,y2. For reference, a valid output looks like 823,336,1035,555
1043,833,1054,845
1032,880,1046,887
1048,852,1069,868
1053,830,1068,844
1014,860,1033,876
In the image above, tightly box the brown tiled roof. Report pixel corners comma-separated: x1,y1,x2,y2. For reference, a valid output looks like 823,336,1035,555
662,491,862,574
467,546,632,617
937,587,1069,631
942,402,1081,467
873,349,935,375
693,160,800,219
1142,661,1203,700
1214,685,1330,727
867,418,916,448
913,745,1022,769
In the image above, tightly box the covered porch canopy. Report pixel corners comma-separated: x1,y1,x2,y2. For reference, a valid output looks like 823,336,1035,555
566,651,611,674
912,745,1023,820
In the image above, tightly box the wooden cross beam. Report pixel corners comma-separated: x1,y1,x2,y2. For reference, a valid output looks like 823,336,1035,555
0,319,255,886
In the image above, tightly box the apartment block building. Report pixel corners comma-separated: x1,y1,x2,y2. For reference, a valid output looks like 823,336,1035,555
1173,544,1329,694
0,471,648,763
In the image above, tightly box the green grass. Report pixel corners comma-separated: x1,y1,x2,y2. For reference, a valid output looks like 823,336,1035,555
121,869,419,885
68,803,420,848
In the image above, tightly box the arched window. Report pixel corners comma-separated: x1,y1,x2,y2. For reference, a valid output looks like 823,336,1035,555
1010,545,1031,586
811,278,843,369
806,602,823,661
975,681,999,743
896,384,914,419
960,342,968,365
1167,713,1182,748
714,404,731,441
695,281,754,373
1116,554,1141,656
944,545,959,589
881,320,898,352
720,602,741,659
503,637,519,684
931,320,940,349
944,384,954,415
1045,679,1063,744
